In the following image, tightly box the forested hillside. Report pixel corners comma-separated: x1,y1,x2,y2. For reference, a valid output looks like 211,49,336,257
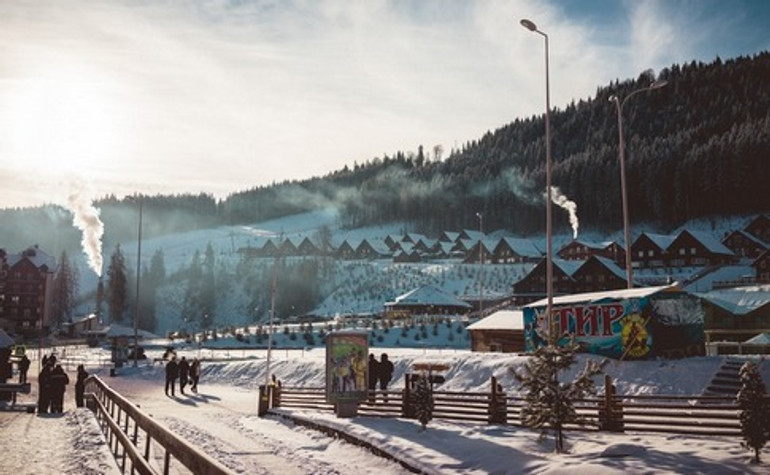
2,52,769,253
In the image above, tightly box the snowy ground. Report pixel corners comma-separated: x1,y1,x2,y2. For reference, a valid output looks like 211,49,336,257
2,344,769,474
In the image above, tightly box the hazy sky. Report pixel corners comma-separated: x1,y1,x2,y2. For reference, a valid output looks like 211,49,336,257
1,0,768,209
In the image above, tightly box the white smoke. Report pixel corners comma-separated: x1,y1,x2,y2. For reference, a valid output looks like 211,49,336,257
550,186,579,239
68,182,104,276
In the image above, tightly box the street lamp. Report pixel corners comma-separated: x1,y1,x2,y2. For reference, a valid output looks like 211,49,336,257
521,18,554,344
476,212,483,318
128,195,143,367
609,79,667,289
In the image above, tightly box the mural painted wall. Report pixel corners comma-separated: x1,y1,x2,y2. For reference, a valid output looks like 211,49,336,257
325,331,369,403
524,292,704,359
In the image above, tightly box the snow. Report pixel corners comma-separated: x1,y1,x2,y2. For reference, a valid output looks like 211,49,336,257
4,344,770,474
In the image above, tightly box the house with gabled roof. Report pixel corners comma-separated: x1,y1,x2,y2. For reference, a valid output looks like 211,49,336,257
667,230,737,267
294,236,322,256
334,239,360,260
438,231,460,243
699,285,770,344
384,234,402,251
467,309,525,353
558,239,625,266
744,214,770,244
259,238,281,257
493,237,542,264
631,232,676,269
393,248,421,263
458,229,485,242
384,285,472,317
721,229,768,260
356,239,391,260
511,258,583,306
463,239,496,264
571,255,630,293
752,250,770,283
1,246,57,338
402,233,429,245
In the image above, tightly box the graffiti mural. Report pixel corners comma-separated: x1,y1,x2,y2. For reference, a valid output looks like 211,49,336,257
325,330,369,403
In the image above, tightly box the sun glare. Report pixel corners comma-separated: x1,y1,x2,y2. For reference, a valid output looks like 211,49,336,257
6,68,120,178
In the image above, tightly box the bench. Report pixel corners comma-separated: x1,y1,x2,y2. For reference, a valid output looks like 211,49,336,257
0,383,35,412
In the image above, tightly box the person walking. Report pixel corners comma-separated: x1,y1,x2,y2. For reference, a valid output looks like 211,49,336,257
18,354,30,384
49,364,70,413
178,356,190,394
190,358,201,393
75,365,89,408
37,362,52,414
165,356,179,397
367,353,380,403
379,353,394,401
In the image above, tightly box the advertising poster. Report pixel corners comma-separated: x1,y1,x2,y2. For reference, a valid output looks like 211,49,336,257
524,296,655,359
325,330,369,403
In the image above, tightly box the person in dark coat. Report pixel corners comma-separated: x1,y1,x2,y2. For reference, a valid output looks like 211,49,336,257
37,363,52,414
49,364,70,413
165,357,179,396
75,364,89,408
18,354,30,384
190,358,201,393
178,356,190,394
367,353,380,403
378,353,394,391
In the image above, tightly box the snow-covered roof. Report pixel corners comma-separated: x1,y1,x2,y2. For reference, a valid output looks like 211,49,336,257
683,230,734,255
744,332,770,345
104,324,160,339
553,258,584,277
6,246,57,272
386,285,472,308
525,284,678,308
592,256,628,281
697,285,770,315
466,310,524,331
641,232,676,250
498,237,542,257
0,329,15,348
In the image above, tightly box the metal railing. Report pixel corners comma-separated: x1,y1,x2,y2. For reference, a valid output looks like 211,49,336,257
85,376,234,475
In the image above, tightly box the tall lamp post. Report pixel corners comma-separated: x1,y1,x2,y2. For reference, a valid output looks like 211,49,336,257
129,195,143,367
609,79,667,289
476,212,484,318
521,18,554,344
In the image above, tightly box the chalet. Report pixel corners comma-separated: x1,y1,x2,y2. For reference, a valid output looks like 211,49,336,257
279,237,300,256
510,258,582,306
557,239,625,266
384,234,401,251
451,239,476,257
721,230,767,259
631,232,675,269
384,285,472,317
295,236,322,256
0,246,57,338
463,239,496,264
571,256,629,294
393,248,421,263
467,309,525,353
493,237,542,264
458,229,485,243
438,231,460,243
334,239,359,260
667,230,736,267
402,233,429,245
754,251,770,283
744,214,770,244
410,237,437,254
356,239,391,260
259,238,281,257
699,286,770,344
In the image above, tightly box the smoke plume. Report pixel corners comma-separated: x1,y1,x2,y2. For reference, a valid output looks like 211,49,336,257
550,186,579,239
68,182,104,276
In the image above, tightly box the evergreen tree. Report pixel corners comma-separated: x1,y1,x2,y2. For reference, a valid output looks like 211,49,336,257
412,374,434,430
106,245,128,323
201,243,216,329
51,250,78,329
737,361,770,463
513,339,606,452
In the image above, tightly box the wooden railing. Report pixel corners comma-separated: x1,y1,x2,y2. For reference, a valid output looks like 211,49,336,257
84,376,234,475
275,376,748,437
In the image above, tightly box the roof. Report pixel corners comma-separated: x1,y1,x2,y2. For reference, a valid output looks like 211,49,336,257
385,285,472,308
682,230,734,255
466,310,524,331
745,333,770,345
6,247,57,272
697,285,770,315
0,329,15,348
104,324,159,339
524,284,678,308
498,237,542,257
553,258,584,277
641,232,676,250
591,255,628,281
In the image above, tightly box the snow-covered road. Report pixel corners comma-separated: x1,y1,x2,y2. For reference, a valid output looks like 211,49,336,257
102,375,409,474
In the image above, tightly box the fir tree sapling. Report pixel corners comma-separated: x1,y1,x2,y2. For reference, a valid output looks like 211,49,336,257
513,338,607,452
412,374,434,430
737,360,770,464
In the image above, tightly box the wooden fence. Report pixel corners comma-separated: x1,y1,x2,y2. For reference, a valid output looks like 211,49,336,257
274,375,747,437
85,376,234,475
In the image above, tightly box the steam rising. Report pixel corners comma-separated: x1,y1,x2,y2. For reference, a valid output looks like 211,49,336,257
550,186,579,239
68,183,104,276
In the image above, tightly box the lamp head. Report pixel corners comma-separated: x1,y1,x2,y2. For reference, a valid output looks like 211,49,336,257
649,79,668,90
520,19,537,31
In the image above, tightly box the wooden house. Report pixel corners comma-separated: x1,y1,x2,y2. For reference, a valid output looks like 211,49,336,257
384,285,472,317
571,256,629,294
558,239,625,266
463,239,496,264
511,258,583,306
721,230,767,259
631,232,676,269
467,310,525,353
493,237,542,264
296,237,322,256
667,230,736,267
356,239,391,260
753,251,770,283
744,214,770,244
0,246,57,338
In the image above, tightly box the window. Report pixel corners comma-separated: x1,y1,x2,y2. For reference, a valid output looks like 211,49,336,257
679,248,686,255
690,247,697,255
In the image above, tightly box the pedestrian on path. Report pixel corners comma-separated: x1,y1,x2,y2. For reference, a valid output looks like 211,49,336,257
165,357,179,397
190,358,201,393
49,364,70,413
18,354,30,384
75,365,89,408
179,356,190,394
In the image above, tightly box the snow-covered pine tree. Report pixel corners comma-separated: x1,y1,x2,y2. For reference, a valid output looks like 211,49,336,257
413,374,434,430
737,360,770,463
513,338,606,452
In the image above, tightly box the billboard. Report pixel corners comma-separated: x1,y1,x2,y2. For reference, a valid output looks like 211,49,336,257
524,291,705,359
325,330,369,404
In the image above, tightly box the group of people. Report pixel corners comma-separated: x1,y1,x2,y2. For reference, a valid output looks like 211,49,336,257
37,354,90,414
367,352,394,401
165,356,201,397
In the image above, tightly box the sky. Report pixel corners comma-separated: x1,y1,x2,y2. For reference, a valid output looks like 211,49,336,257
5,346,770,473
1,0,769,210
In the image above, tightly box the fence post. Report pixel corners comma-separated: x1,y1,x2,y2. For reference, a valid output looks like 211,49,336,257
488,376,507,424
598,374,624,432
401,373,414,418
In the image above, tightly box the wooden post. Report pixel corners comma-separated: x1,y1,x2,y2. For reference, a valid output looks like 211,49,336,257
402,373,413,418
488,376,507,424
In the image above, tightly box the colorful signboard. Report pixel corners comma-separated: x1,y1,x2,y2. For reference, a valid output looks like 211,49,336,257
524,296,655,359
325,330,369,403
